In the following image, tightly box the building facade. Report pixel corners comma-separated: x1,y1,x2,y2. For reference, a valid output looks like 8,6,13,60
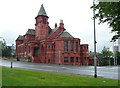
16,4,90,65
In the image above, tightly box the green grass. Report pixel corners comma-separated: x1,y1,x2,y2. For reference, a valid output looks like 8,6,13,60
1,67,118,86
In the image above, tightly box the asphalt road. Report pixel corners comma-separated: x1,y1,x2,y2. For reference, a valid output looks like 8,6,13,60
0,59,119,80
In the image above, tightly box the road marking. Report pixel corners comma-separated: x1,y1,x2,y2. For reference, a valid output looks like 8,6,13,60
60,66,118,75
15,66,57,72
28,65,57,68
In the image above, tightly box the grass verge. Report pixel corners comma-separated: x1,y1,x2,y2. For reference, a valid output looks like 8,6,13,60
1,67,118,86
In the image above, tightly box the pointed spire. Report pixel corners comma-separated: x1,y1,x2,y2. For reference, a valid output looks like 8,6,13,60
37,4,48,17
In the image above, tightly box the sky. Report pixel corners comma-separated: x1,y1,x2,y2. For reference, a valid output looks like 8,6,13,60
0,0,114,52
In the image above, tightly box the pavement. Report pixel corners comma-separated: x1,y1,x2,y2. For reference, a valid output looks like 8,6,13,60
0,59,119,80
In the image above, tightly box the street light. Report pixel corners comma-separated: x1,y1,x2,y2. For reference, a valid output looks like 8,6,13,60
93,0,97,78
11,44,14,68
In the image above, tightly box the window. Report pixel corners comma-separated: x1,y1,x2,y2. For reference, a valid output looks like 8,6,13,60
70,41,74,51
81,46,83,50
33,47,39,57
52,46,54,48
29,46,30,53
84,57,86,60
48,59,50,63
70,57,74,63
43,18,46,24
64,57,68,63
64,41,68,52
84,46,88,49
84,46,86,49
87,46,88,49
76,57,79,62
76,42,78,52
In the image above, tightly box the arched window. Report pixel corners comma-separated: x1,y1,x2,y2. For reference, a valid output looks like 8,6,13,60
33,47,39,57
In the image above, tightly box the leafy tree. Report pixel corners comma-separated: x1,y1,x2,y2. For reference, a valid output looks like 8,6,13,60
115,51,120,65
1,39,12,57
91,2,120,41
101,46,113,58
98,46,113,66
98,53,104,66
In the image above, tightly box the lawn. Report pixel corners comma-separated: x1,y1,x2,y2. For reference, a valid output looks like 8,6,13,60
1,67,118,86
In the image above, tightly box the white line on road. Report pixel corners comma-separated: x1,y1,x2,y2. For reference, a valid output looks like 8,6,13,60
15,66,57,72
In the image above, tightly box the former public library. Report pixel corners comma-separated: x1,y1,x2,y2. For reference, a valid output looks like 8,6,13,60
16,4,91,65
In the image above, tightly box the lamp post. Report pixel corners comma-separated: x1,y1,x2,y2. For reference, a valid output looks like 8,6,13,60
93,0,97,78
11,44,14,68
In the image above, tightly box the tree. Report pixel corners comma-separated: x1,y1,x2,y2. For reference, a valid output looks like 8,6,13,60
1,39,12,57
98,53,104,66
98,46,113,66
91,2,120,41
115,51,120,65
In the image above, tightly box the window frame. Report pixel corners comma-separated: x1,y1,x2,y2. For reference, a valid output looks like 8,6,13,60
64,57,68,63
64,41,68,52
33,47,39,57
76,42,78,52
70,57,74,63
76,57,79,62
70,41,74,51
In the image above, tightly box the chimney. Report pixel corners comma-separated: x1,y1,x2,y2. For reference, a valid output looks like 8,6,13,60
60,20,63,23
59,20,64,28
55,23,57,28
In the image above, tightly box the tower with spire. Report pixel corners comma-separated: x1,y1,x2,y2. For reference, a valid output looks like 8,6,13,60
35,4,50,40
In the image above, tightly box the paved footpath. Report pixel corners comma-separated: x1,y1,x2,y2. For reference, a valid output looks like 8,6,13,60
0,59,119,80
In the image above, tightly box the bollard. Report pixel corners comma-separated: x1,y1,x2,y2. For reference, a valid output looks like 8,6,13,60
11,61,12,68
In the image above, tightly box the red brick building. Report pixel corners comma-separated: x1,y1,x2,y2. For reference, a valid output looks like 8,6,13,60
16,4,89,65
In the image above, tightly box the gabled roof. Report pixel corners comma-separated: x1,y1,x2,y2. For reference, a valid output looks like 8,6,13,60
56,30,74,38
46,28,74,39
25,29,35,35
16,35,24,40
46,27,58,38
37,4,48,17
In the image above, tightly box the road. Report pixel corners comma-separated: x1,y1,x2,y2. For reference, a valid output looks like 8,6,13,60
0,59,119,80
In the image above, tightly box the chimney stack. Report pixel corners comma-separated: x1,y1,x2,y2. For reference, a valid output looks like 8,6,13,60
60,20,63,23
59,20,64,28
55,23,57,28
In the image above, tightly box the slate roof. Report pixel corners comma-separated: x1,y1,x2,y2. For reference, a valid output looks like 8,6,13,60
56,30,74,38
46,28,74,39
37,4,48,17
25,29,35,35
16,35,24,40
46,27,58,38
